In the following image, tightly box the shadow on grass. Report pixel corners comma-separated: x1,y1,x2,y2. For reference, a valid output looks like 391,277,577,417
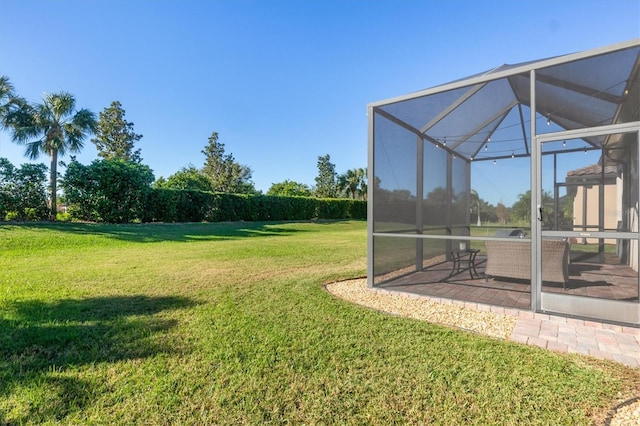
0,295,195,423
0,220,319,243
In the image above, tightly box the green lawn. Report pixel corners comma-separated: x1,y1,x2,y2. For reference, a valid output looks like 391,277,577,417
1,221,638,424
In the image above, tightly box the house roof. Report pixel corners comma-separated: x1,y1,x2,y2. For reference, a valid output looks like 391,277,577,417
566,163,618,177
371,40,640,163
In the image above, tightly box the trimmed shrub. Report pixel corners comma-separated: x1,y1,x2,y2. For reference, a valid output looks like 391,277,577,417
63,159,154,223
143,189,366,223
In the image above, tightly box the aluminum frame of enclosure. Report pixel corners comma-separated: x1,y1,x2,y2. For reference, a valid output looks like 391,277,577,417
368,39,640,325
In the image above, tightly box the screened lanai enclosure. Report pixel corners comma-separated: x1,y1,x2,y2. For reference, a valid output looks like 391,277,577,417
367,39,640,325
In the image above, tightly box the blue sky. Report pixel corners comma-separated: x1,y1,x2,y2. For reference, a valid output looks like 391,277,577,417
1,0,639,200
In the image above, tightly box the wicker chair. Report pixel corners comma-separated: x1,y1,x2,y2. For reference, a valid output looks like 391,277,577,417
484,239,570,288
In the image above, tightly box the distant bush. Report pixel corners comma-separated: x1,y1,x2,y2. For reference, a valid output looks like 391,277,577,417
62,159,154,223
23,207,39,221
0,159,49,221
56,212,72,222
4,207,51,222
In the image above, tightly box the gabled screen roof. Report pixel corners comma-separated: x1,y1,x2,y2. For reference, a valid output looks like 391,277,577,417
372,40,640,162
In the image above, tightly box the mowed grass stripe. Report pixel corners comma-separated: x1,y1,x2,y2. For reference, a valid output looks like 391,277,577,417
0,220,637,425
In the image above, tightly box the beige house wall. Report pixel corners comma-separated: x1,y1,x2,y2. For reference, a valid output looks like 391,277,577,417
631,206,638,272
572,183,617,245
628,168,639,272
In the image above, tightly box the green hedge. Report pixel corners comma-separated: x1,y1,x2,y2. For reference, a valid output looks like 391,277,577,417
143,188,366,223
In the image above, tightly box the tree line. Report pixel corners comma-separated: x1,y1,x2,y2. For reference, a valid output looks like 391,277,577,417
374,180,572,227
0,76,366,222
2,73,567,226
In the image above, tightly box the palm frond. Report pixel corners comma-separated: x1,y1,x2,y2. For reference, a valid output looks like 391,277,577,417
44,92,75,121
24,140,44,160
3,101,31,134
11,125,42,144
62,124,86,153
0,75,16,100
72,108,97,132
28,106,49,134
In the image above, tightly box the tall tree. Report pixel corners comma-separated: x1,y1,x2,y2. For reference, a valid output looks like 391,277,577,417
470,189,482,226
92,100,143,162
314,154,337,198
156,166,213,192
6,92,96,219
496,202,509,224
201,131,256,194
267,180,312,197
511,190,531,223
337,168,367,199
511,190,554,224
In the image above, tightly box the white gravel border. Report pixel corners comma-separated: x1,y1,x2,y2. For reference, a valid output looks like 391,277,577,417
326,278,516,339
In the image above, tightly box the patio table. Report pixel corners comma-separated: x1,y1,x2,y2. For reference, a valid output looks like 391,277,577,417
449,249,480,279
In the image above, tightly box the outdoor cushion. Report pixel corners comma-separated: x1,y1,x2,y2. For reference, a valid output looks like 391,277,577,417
484,239,569,288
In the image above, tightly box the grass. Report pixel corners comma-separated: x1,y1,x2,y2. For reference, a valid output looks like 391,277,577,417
1,220,638,424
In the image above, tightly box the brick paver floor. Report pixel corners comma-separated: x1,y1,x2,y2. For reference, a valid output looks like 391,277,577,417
508,311,640,367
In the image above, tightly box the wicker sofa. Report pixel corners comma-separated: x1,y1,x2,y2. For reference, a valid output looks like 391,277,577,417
484,239,570,288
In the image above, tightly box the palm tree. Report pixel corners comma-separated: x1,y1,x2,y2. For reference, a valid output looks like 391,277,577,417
6,92,96,219
0,76,16,124
0,76,27,130
337,168,367,199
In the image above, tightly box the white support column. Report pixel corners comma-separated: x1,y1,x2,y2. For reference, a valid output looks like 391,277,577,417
530,70,541,312
416,135,424,271
446,151,453,257
367,105,375,287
